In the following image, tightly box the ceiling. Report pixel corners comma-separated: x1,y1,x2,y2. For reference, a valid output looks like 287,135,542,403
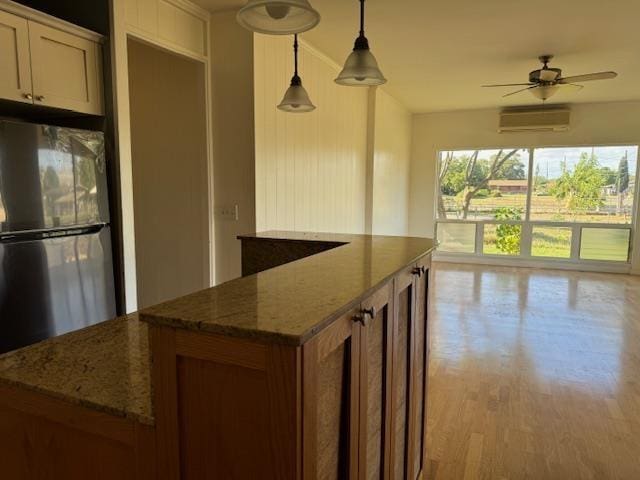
194,0,640,113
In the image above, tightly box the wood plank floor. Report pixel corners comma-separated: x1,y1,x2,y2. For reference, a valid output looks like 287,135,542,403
425,263,640,479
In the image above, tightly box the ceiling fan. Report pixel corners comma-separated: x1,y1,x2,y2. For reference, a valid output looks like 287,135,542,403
483,55,618,101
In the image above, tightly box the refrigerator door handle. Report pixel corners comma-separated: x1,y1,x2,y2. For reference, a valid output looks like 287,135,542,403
0,223,108,242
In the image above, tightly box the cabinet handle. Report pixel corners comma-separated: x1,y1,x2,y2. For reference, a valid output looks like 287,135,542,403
35,95,45,101
354,307,376,327
23,93,33,100
412,266,426,277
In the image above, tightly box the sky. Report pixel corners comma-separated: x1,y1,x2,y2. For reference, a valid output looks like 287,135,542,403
445,146,638,180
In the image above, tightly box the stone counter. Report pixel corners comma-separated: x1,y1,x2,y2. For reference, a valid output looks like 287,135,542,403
141,232,436,346
0,314,153,425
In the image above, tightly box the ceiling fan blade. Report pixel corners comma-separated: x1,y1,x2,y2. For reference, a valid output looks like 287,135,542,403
502,86,537,97
557,71,617,83
560,83,584,91
482,83,534,87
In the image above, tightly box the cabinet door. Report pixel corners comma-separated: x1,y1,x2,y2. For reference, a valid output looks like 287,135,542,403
28,21,103,115
358,282,393,480
303,308,361,480
409,256,431,480
390,266,417,480
0,10,32,104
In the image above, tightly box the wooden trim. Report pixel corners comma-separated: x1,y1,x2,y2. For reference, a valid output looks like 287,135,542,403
302,335,319,479
383,290,395,480
358,316,368,480
350,322,362,480
0,382,137,446
0,0,104,42
358,280,394,480
406,270,418,480
420,262,432,467
126,28,208,63
266,344,303,479
175,329,268,371
316,311,357,361
150,326,181,480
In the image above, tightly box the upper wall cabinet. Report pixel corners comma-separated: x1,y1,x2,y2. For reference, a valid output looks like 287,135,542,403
28,23,103,115
0,6,104,115
0,10,32,104
125,0,208,59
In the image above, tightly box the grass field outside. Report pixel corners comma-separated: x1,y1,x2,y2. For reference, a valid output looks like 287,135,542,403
440,193,634,224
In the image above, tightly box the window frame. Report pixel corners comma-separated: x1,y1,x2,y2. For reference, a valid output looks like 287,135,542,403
434,144,640,265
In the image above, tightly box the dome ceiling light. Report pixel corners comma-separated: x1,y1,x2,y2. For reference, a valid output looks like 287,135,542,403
237,0,320,35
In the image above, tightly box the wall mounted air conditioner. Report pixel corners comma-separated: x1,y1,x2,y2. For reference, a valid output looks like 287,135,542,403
498,107,570,133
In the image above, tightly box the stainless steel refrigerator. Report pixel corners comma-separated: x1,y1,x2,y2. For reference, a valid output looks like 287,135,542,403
0,120,116,354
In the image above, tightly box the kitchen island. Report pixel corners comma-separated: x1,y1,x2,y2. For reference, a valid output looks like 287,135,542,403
0,232,435,479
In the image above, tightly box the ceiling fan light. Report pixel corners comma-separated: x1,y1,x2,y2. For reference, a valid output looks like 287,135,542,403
237,0,320,35
278,78,316,112
530,85,560,101
335,46,387,86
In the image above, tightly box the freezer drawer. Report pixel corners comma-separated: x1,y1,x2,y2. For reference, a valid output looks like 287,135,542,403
0,227,116,353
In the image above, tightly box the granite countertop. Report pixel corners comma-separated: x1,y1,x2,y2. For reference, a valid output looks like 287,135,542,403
0,314,153,425
141,232,435,346
0,232,434,424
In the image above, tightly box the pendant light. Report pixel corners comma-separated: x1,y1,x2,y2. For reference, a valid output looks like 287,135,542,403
335,0,386,86
237,0,320,35
278,35,316,113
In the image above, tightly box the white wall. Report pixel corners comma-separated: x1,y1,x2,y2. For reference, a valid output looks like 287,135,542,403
254,34,368,234
254,35,415,237
408,101,640,273
371,88,412,236
210,11,256,283
128,39,209,309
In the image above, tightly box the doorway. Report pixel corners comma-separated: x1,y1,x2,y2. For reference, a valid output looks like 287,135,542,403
127,38,209,309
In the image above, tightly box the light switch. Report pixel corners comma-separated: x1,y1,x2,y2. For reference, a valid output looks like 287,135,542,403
214,205,239,221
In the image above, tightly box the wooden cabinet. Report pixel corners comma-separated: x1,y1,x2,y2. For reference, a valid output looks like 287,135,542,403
149,253,432,480
303,308,361,480
0,10,32,104
358,282,394,480
28,22,103,115
0,7,104,115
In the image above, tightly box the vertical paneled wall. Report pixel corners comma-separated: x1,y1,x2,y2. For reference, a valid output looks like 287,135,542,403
254,34,369,234
372,88,412,236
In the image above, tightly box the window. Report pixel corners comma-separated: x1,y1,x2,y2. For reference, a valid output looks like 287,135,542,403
436,146,638,264
531,147,637,224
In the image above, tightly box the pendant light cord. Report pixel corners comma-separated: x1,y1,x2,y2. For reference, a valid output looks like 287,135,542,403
294,34,299,77
290,34,301,86
354,0,369,50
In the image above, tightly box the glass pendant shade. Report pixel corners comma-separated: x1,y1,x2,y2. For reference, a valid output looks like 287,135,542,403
278,77,316,112
335,46,386,86
531,85,560,101
335,0,386,87
278,34,315,113
237,0,320,35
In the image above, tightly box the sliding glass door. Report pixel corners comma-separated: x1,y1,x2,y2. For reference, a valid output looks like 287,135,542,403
435,146,638,265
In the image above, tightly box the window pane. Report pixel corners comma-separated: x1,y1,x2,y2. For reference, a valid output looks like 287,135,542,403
532,146,638,224
437,223,476,253
438,149,529,221
483,223,522,255
531,227,572,258
580,228,631,262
